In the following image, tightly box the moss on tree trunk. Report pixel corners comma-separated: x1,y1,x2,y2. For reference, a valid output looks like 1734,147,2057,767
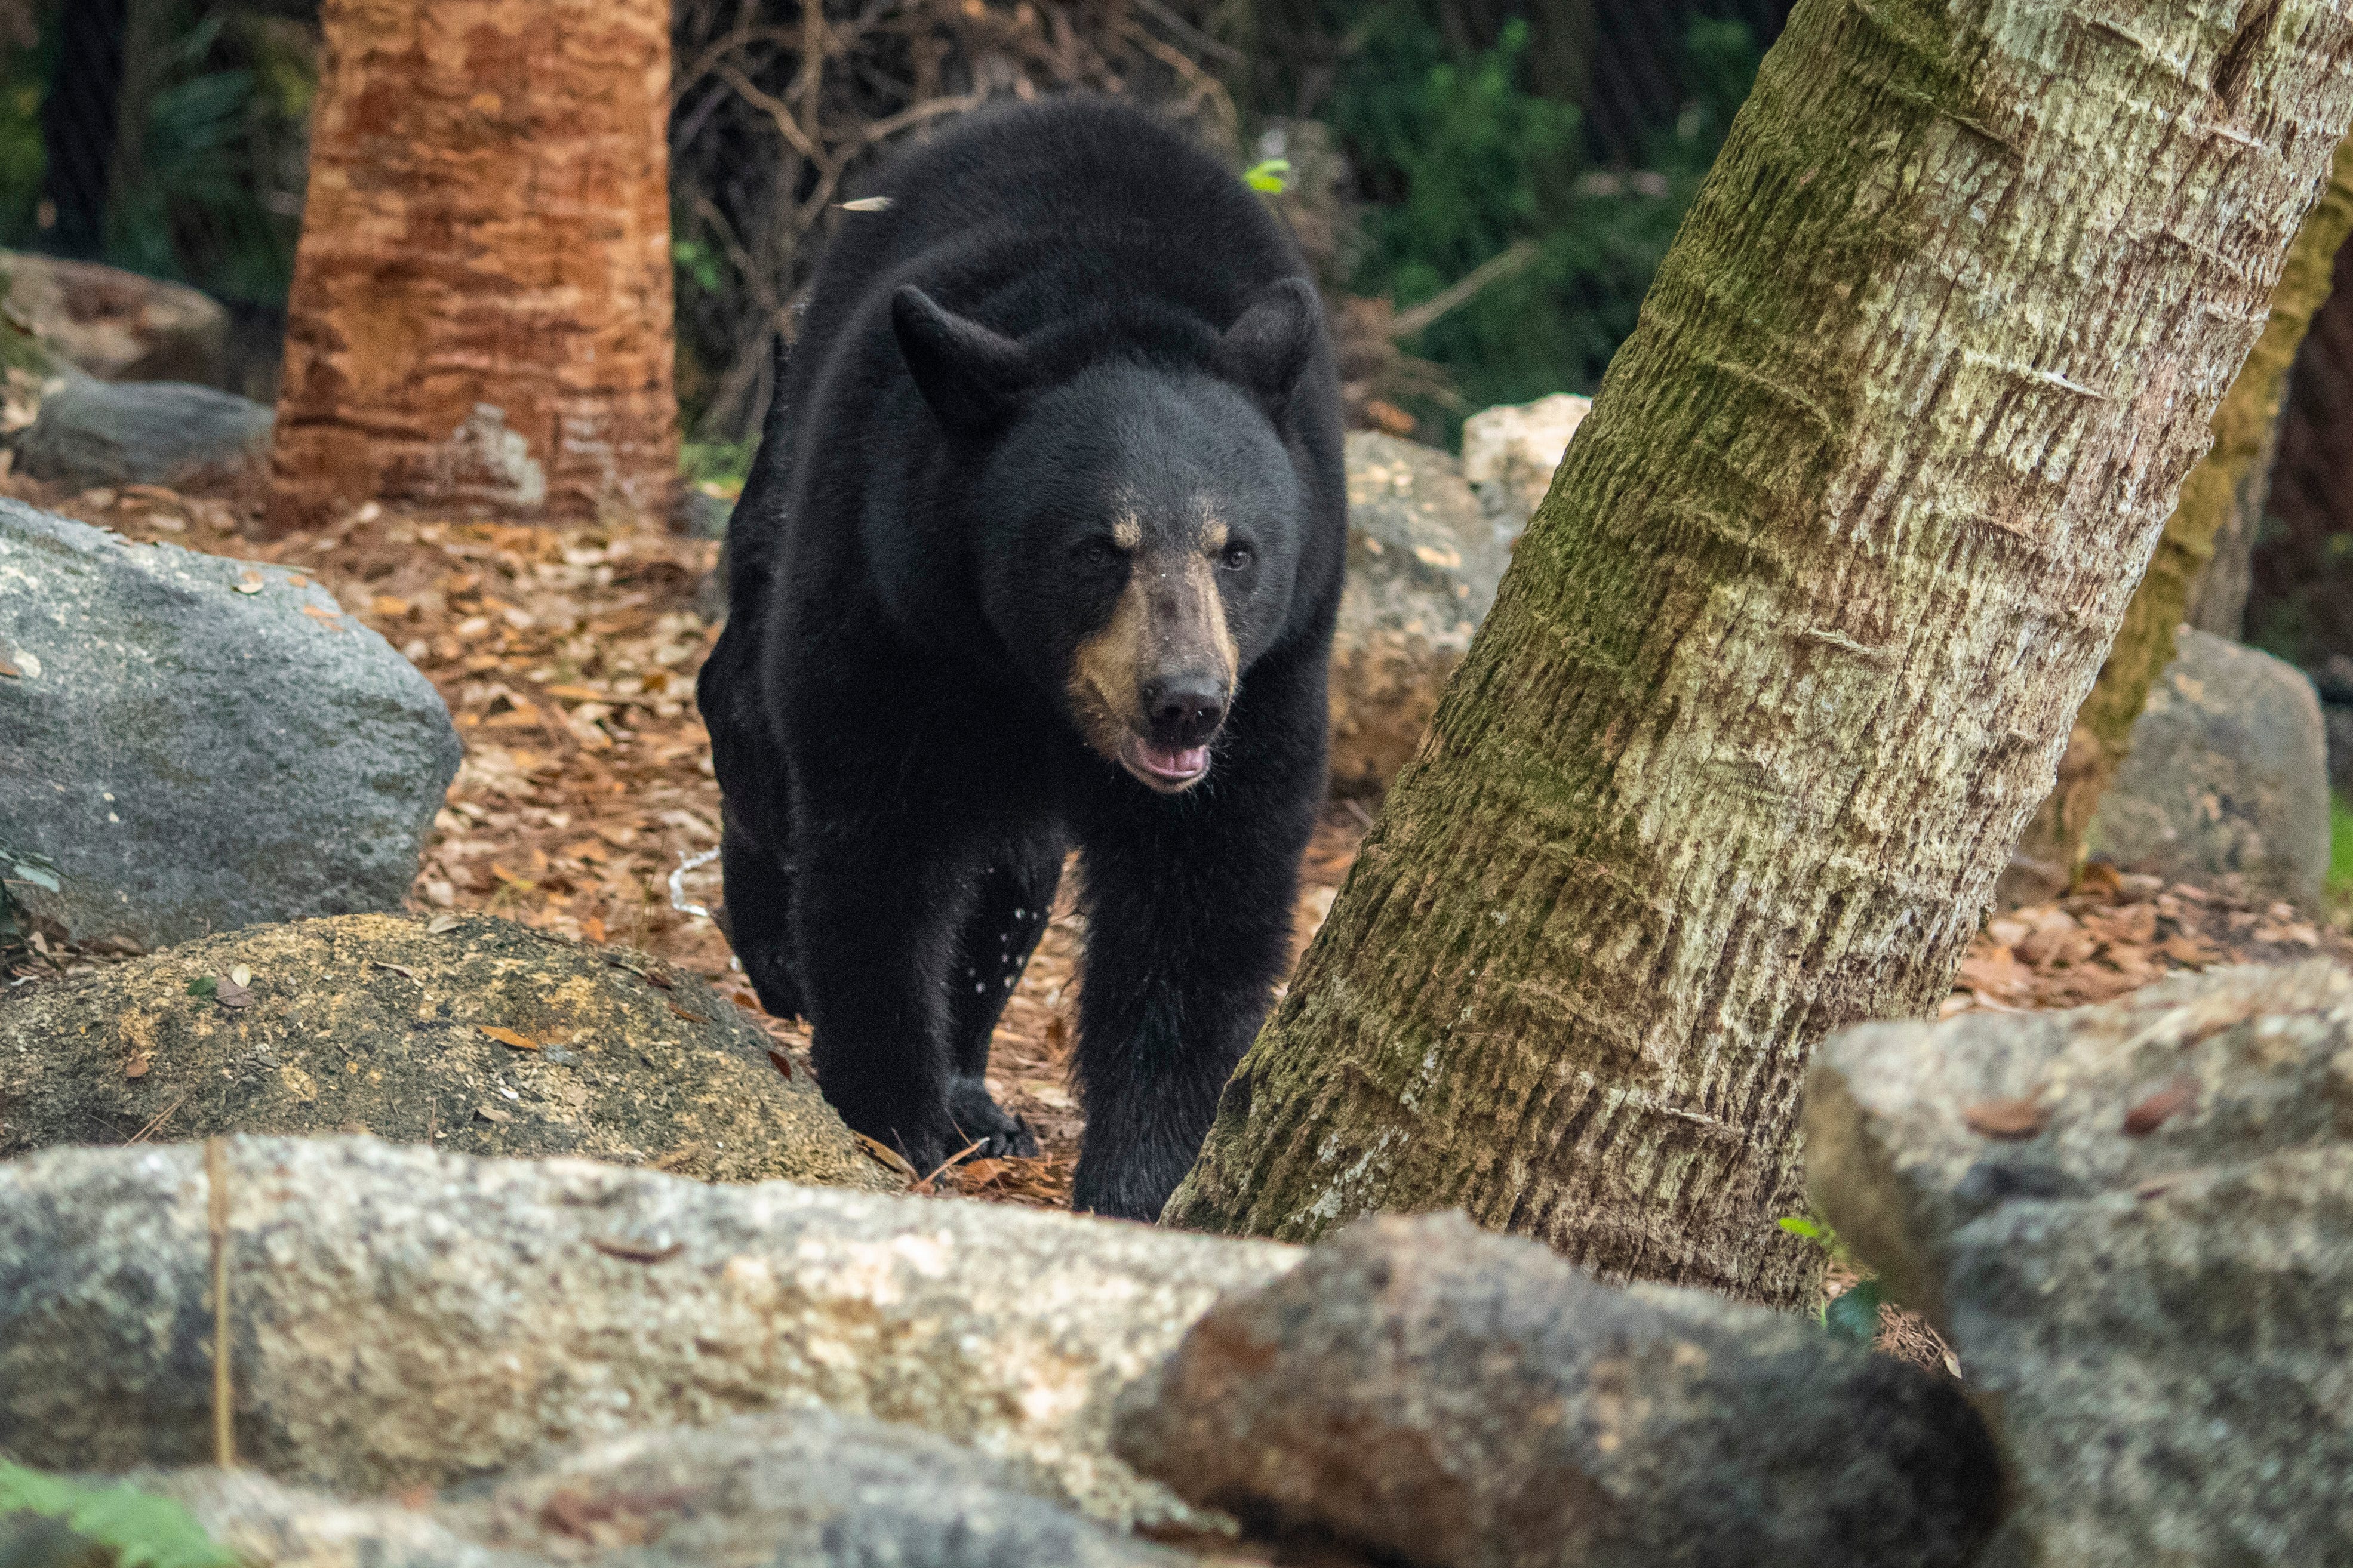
1165,0,2353,1307
2004,134,2353,902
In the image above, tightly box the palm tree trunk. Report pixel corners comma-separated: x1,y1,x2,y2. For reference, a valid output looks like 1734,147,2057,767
268,0,678,530
1165,0,2353,1307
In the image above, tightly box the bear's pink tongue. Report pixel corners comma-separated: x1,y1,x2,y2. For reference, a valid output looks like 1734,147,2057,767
1139,743,1209,779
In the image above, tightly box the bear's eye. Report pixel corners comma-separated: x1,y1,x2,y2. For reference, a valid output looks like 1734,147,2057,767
1219,541,1254,571
1075,537,1124,569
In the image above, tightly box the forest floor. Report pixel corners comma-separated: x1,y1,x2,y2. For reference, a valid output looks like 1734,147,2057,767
13,486,2350,1353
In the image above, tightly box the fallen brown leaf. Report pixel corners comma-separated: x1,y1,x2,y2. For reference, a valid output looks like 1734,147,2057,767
474,1102,512,1124
666,1002,709,1024
854,1132,919,1182
368,959,417,979
479,1025,540,1051
214,975,253,1009
2122,1079,2197,1136
590,1236,685,1263
1963,1096,2047,1139
125,1051,153,1079
767,1045,795,1080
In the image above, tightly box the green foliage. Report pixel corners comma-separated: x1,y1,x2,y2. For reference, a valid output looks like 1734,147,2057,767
1780,1211,1891,1344
680,440,756,497
672,238,727,298
2329,791,2353,901
0,1464,238,1568
104,8,316,304
1243,157,1291,194
1327,8,1761,428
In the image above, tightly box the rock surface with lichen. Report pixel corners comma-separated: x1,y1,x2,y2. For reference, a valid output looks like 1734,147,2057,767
1328,432,1506,795
109,1407,1189,1568
1807,961,2353,1567
0,1136,1296,1530
0,911,891,1190
0,503,460,948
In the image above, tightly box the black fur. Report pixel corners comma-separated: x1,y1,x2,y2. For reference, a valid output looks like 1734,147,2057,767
697,97,1346,1220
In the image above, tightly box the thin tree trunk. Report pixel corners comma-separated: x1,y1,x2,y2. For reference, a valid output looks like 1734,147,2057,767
1165,0,2353,1307
2001,135,2353,904
2250,172,2353,663
268,0,678,530
2182,400,2279,638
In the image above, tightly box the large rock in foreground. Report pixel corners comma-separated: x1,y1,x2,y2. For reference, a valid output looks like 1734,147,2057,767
1114,1212,2000,1568
126,1407,1187,1568
0,504,459,948
1328,432,1506,794
0,1137,1296,1529
2085,628,2329,904
0,912,889,1189
1807,962,2353,1567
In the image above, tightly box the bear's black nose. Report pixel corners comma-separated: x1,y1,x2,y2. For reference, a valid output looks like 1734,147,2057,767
1143,676,1227,745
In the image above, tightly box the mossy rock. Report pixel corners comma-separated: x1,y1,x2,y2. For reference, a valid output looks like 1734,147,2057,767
0,912,894,1190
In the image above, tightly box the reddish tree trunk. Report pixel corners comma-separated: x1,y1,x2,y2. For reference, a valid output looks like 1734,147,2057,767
269,0,678,530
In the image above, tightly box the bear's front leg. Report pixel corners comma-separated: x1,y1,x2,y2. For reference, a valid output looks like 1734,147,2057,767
791,810,972,1177
1069,655,1326,1220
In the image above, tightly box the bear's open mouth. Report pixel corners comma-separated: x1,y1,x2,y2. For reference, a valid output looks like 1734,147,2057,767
1121,738,1211,792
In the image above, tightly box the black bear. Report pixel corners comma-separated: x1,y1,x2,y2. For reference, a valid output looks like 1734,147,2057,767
697,96,1346,1221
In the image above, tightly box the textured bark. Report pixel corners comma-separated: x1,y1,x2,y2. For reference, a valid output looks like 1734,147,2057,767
267,0,678,529
1166,0,2353,1307
2252,186,2353,663
2004,134,2353,903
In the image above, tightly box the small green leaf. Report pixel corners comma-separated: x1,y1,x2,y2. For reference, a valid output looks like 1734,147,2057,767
186,976,217,998
1777,1215,1823,1240
1243,158,1291,194
1824,1279,1886,1345
0,1462,240,1568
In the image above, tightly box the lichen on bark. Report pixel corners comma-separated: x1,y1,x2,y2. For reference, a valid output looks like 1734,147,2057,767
1167,0,2353,1307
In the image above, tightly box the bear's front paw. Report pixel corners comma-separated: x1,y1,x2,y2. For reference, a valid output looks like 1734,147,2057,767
947,1075,1041,1160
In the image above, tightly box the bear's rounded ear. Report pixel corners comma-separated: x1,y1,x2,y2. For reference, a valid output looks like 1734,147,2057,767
892,285,1029,437
1214,277,1321,412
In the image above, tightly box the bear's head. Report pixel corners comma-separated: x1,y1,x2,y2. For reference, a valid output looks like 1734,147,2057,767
892,279,1320,793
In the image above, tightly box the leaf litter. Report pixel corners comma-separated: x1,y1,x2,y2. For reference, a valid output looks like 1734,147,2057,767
10,476,2353,1364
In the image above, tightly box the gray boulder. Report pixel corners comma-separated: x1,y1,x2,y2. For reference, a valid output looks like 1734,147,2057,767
0,503,459,949
0,911,893,1190
107,1407,1188,1568
2086,628,2329,903
1112,1212,2000,1568
1330,432,1508,794
1806,962,2353,1567
445,1407,1188,1568
11,374,275,491
0,1136,1296,1531
1459,391,1590,543
107,1470,534,1568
